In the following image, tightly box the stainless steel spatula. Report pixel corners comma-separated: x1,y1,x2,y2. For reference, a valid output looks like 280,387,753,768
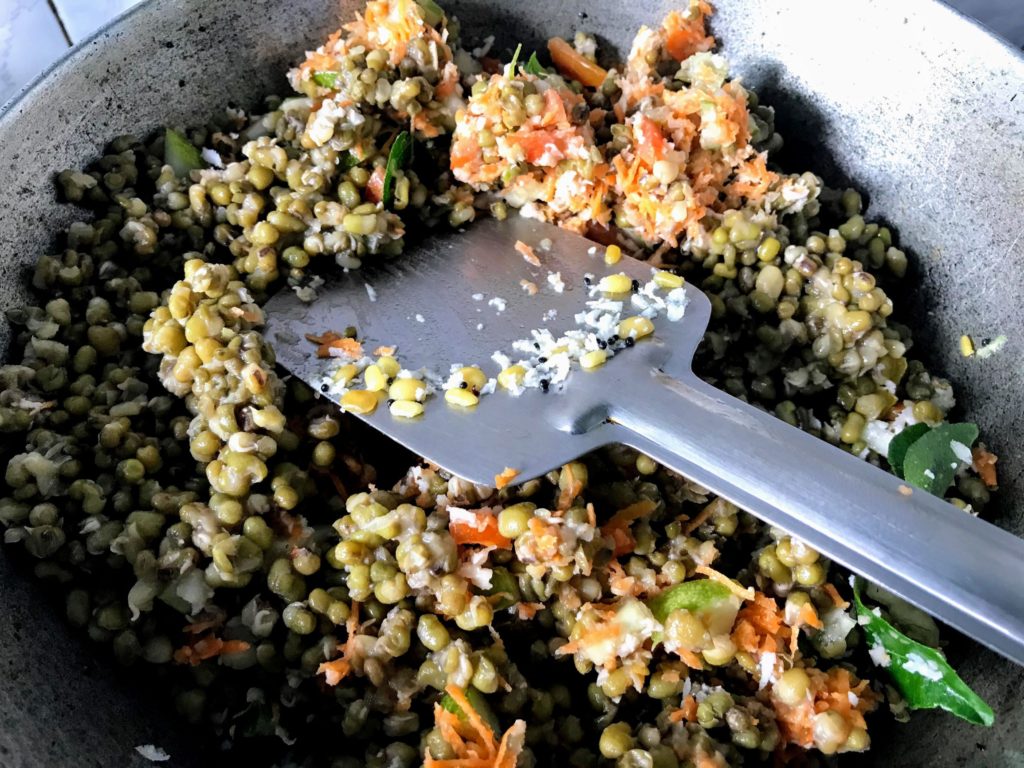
265,215,1024,665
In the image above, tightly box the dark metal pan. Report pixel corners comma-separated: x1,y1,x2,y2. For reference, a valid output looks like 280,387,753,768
0,0,1021,764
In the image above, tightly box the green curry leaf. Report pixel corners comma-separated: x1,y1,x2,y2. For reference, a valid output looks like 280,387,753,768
887,422,931,478
646,579,732,624
382,131,412,209
902,423,979,496
852,579,993,726
164,128,205,178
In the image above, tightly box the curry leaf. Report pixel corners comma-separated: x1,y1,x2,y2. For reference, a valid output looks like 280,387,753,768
164,128,205,178
852,579,993,726
312,71,340,88
887,422,931,478
646,579,732,624
382,131,412,209
902,423,979,496
524,51,546,76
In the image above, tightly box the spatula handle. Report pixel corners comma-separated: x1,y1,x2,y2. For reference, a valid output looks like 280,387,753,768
612,369,1024,666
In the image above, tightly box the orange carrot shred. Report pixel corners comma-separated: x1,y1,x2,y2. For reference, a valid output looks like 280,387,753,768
823,583,850,609
184,617,222,635
306,331,364,359
449,511,512,550
514,240,541,267
425,684,526,768
514,602,545,620
798,602,824,630
556,462,584,510
317,601,361,686
662,6,716,62
606,526,636,557
669,694,699,723
682,503,715,535
365,166,386,203
677,648,705,670
694,565,756,601
695,746,726,768
972,445,998,489
173,635,251,666
547,37,607,88
494,467,519,489
602,499,656,531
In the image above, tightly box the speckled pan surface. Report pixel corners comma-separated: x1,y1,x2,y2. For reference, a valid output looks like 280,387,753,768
0,0,1021,765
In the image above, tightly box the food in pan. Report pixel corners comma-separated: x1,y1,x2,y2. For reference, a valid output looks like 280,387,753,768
0,1,998,764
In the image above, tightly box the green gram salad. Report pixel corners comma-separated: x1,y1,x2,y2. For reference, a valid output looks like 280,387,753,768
0,0,1001,765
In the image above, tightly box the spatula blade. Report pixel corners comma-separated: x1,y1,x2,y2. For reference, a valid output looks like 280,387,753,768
263,216,711,486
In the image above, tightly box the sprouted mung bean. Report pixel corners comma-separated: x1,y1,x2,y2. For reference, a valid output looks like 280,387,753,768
0,0,1002,765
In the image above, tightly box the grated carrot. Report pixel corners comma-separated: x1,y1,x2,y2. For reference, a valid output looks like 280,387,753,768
677,648,704,670
694,565,756,601
173,635,251,666
184,617,222,635
602,499,656,531
694,746,727,768
514,602,545,620
425,685,526,768
435,61,461,100
823,583,850,610
317,602,361,686
365,166,386,203
773,696,815,749
798,602,823,631
668,694,699,723
555,607,623,660
682,693,698,720
306,331,364,359
493,721,527,768
606,559,642,597
972,445,999,489
732,591,790,658
494,467,519,489
351,0,427,66
449,510,512,550
556,462,585,510
606,526,636,558
682,503,715,535
526,516,563,562
772,665,878,748
662,3,716,61
412,110,444,139
514,240,542,267
789,601,823,655
547,37,608,88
